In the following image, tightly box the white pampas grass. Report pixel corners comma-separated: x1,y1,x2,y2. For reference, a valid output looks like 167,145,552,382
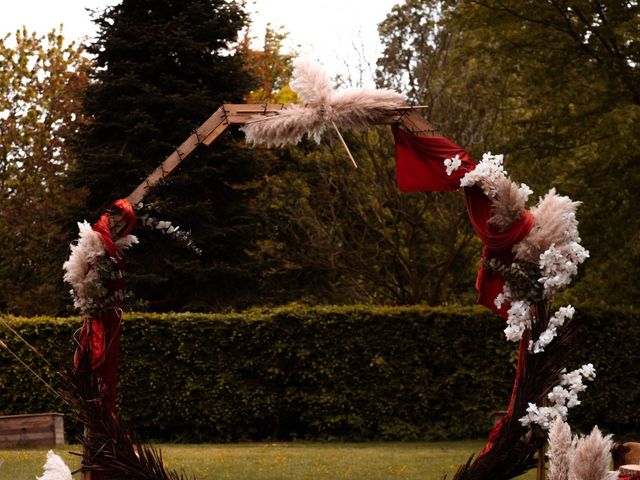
548,417,574,480
63,221,105,313
63,221,138,313
115,233,139,250
37,450,72,480
513,188,582,263
569,426,614,480
242,58,406,147
289,59,332,105
489,175,532,230
548,420,616,480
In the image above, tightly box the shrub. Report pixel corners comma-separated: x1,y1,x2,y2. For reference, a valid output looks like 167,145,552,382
0,305,637,442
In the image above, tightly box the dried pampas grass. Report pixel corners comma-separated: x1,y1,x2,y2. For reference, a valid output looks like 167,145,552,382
513,188,582,263
569,426,614,480
63,221,105,313
489,176,531,230
548,419,617,480
63,221,138,314
548,417,574,480
242,58,406,147
37,450,72,480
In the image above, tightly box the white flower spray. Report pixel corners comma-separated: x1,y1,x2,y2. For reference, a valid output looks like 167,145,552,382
519,364,596,429
444,154,462,176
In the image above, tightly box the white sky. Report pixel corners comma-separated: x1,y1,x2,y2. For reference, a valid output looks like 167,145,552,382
0,0,400,86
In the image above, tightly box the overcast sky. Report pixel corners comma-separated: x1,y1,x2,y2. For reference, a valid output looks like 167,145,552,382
0,0,400,86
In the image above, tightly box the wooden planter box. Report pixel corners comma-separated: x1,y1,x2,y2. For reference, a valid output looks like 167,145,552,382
0,413,65,447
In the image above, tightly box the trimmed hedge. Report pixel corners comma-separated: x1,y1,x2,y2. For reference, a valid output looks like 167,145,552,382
0,305,638,442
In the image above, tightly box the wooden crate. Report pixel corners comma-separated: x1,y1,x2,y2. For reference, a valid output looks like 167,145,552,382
0,413,65,447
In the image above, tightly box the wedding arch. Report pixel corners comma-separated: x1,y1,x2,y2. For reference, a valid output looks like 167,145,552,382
57,60,594,480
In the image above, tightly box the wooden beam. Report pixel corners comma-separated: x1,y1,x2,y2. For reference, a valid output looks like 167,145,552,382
126,103,438,205
126,106,229,205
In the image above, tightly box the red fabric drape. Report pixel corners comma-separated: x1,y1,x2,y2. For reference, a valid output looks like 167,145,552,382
392,126,534,318
465,187,535,317
74,198,136,416
393,126,475,192
479,332,529,456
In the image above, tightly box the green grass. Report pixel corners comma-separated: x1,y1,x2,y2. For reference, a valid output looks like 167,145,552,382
0,441,537,480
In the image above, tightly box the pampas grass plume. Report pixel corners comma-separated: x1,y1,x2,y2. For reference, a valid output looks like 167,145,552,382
514,188,581,263
548,417,574,480
569,426,614,480
37,450,72,480
243,59,405,147
290,58,332,105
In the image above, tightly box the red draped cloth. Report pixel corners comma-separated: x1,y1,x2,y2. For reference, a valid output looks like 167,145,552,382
393,126,534,317
74,199,136,417
393,126,535,453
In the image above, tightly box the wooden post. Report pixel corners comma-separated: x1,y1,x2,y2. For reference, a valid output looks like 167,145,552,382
536,442,545,480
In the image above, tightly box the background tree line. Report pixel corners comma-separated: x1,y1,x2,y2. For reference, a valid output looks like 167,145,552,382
0,0,637,315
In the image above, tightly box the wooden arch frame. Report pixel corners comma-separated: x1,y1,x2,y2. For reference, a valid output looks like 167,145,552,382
126,103,437,206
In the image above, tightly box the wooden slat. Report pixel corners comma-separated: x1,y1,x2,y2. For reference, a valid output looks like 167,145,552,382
0,415,57,430
0,425,54,436
54,415,65,444
225,103,290,114
0,413,64,448
202,112,230,145
195,107,228,139
0,432,58,448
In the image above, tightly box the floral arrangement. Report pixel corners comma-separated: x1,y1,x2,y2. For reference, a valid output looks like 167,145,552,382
448,150,592,429
242,59,406,147
63,220,138,316
442,147,597,480
521,364,596,429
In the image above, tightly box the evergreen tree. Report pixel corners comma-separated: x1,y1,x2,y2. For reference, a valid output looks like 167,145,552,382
68,0,262,311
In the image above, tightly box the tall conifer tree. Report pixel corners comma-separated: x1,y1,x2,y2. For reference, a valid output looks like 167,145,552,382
69,0,262,311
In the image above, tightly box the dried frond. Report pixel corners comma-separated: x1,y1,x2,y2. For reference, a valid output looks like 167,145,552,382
37,450,72,480
58,348,191,480
62,222,105,313
243,105,324,147
453,301,579,480
242,59,405,146
489,176,530,230
548,417,574,480
513,189,581,263
569,426,614,480
289,58,332,105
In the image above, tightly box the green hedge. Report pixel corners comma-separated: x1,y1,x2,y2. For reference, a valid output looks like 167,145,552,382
0,306,637,442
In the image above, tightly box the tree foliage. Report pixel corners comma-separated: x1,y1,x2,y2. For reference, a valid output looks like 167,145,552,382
66,0,268,311
0,28,89,315
377,0,640,307
257,131,479,305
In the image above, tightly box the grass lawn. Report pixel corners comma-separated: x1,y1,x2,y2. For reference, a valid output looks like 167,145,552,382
0,441,538,480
